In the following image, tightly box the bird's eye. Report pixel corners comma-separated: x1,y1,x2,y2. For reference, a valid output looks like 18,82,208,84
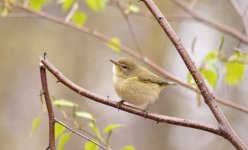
122,66,128,69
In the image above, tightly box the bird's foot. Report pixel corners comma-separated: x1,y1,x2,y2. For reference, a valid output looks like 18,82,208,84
143,103,150,118
117,100,125,111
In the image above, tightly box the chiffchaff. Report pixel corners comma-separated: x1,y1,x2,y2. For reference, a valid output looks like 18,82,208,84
110,57,176,107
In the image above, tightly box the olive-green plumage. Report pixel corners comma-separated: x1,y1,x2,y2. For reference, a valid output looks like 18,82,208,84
111,57,176,106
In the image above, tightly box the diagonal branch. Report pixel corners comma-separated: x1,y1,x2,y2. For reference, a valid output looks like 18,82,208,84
141,0,248,149
228,0,248,36
40,57,221,136
171,0,248,44
9,3,248,114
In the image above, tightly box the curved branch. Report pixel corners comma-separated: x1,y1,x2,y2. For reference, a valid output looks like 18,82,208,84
40,57,221,136
141,0,248,149
9,3,248,114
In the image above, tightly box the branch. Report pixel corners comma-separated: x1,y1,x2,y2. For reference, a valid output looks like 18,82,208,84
171,0,248,45
228,0,248,35
9,3,248,114
55,119,108,150
141,0,248,149
40,63,55,150
40,57,222,136
40,59,109,150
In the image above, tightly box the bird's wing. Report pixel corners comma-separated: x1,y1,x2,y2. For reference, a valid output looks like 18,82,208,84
137,68,175,86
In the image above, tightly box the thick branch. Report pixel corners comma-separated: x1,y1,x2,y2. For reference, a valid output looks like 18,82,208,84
10,3,248,114
40,63,55,150
40,57,221,136
141,0,248,149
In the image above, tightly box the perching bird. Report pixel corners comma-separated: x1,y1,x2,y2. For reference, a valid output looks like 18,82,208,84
110,57,176,108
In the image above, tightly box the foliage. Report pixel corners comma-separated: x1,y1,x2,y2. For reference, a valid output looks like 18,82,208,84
30,98,134,149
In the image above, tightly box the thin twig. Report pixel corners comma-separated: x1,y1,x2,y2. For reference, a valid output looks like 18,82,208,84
107,0,194,22
8,2,248,114
228,0,248,36
115,0,143,56
65,2,78,23
171,0,248,45
40,57,222,136
141,0,248,149
40,63,55,150
55,119,108,150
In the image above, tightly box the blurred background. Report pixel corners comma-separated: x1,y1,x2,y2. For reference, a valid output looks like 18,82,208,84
0,0,248,149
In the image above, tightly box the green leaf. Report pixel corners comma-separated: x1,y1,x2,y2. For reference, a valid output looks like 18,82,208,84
89,122,101,139
75,111,95,120
85,0,108,12
229,52,248,63
58,132,71,150
224,62,245,85
203,49,219,64
85,140,99,150
187,73,195,84
29,0,46,11
1,7,8,17
53,99,78,107
122,145,136,150
106,37,121,52
72,11,87,27
58,0,74,11
200,66,218,88
103,124,123,133
29,116,41,137
55,123,66,139
128,5,140,13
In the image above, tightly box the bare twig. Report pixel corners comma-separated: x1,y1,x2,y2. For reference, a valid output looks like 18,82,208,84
55,119,108,150
115,0,143,56
228,0,248,36
9,3,248,114
65,2,78,23
40,63,55,150
107,0,194,22
40,57,221,136
141,0,248,149
171,0,248,45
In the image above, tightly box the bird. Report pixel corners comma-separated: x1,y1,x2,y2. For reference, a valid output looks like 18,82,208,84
110,57,176,109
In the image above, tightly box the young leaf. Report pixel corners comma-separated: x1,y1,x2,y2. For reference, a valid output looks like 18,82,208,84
53,99,78,107
103,124,123,133
224,62,245,85
55,123,66,139
72,11,87,27
58,132,71,150
85,0,108,12
122,145,136,150
28,0,46,11
75,111,95,121
200,66,218,88
29,116,41,137
128,5,140,13
1,7,8,17
89,122,101,139
203,49,219,64
85,140,99,150
187,73,195,85
106,37,121,52
58,0,74,11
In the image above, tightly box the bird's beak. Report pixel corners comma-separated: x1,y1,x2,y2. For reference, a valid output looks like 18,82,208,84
110,59,117,65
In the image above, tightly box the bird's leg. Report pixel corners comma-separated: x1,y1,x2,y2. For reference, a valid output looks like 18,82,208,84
143,103,150,118
117,100,125,111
